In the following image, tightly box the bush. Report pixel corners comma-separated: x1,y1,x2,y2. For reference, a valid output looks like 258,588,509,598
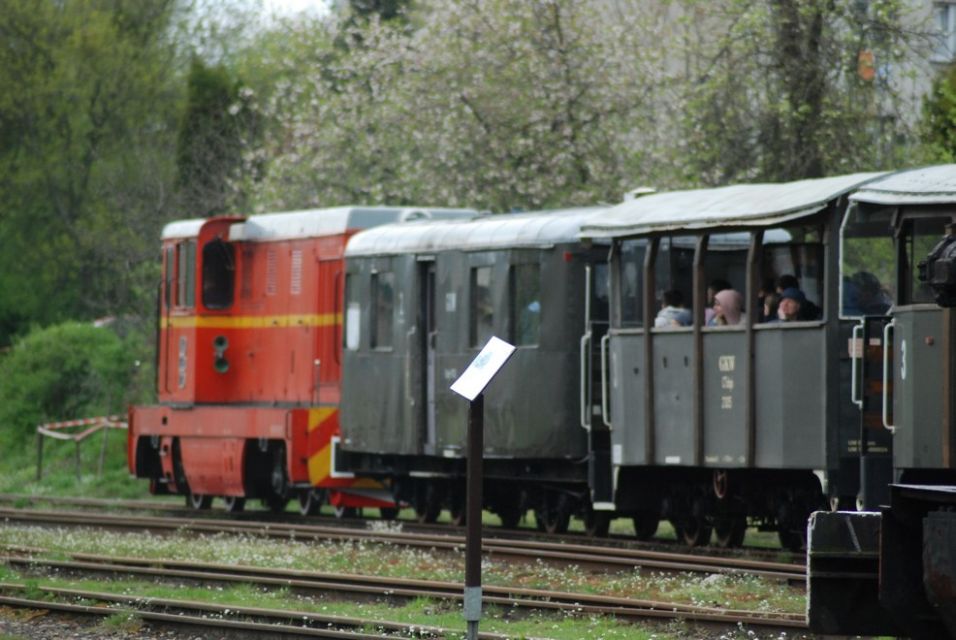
0,322,147,445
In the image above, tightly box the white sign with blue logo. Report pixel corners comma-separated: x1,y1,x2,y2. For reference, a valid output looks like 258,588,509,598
450,336,517,401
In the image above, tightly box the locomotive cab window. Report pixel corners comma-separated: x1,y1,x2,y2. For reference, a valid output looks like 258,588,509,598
201,238,235,310
175,239,196,308
371,272,394,349
470,266,494,348
511,263,540,346
900,216,952,305
840,205,894,317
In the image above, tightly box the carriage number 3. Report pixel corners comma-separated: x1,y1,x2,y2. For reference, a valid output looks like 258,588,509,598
899,339,906,381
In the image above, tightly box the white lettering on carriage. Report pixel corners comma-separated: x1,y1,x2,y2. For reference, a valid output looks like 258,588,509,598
718,355,735,372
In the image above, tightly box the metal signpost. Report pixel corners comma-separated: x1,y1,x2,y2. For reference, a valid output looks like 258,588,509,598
450,336,517,640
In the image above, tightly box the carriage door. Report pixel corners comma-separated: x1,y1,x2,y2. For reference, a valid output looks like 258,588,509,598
858,316,894,509
420,261,438,454
583,259,613,504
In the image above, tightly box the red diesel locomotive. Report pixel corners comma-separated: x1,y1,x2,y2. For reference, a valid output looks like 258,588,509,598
128,206,475,514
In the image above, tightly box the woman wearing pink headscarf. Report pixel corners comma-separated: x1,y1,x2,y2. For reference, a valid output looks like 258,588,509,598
712,289,744,325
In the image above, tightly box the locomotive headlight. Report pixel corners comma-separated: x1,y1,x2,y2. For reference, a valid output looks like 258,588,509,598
213,335,229,373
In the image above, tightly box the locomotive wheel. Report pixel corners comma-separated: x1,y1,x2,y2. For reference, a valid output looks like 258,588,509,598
187,493,212,510
713,514,747,548
379,507,399,520
263,495,289,513
632,511,660,541
334,505,358,519
298,490,324,516
222,496,245,513
584,509,610,537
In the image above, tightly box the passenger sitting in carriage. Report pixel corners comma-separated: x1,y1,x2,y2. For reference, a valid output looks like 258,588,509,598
655,289,692,327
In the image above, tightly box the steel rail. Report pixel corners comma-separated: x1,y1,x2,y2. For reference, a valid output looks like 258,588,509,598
0,582,524,639
0,507,804,580
2,555,807,630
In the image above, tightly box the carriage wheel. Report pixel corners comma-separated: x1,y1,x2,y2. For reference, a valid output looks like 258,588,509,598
414,485,441,524
298,490,324,516
496,502,523,529
187,493,212,510
449,495,466,527
632,511,660,541
535,494,571,534
584,509,611,537
679,517,712,547
222,495,245,513
379,506,399,520
713,514,747,548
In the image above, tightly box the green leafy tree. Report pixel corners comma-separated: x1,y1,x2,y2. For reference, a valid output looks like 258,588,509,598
0,0,183,344
670,0,921,185
177,59,257,216
251,0,669,211
0,322,148,446
922,64,956,161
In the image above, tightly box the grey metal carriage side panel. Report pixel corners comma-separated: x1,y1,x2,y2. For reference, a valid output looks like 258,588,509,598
893,308,946,470
754,328,827,468
609,333,646,465
652,331,695,465
433,247,588,459
343,255,421,455
702,330,748,467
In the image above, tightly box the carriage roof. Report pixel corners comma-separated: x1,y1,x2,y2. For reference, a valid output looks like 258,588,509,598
344,207,608,257
850,165,956,206
160,206,476,241
579,172,887,238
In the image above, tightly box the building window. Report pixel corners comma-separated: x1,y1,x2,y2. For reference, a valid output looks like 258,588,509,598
934,2,956,61
371,272,394,349
511,264,540,346
470,266,494,348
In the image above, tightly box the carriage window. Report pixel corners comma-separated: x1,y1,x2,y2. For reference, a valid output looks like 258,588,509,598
345,274,360,351
164,246,174,308
176,240,196,308
840,205,894,317
470,266,494,347
619,240,645,327
902,217,951,305
371,272,394,349
592,262,610,325
202,239,235,310
643,237,696,327
759,224,825,322
511,264,540,346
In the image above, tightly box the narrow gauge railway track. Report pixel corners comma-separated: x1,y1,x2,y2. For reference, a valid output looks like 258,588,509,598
0,493,800,562
0,582,515,639
0,507,805,581
1,552,808,632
